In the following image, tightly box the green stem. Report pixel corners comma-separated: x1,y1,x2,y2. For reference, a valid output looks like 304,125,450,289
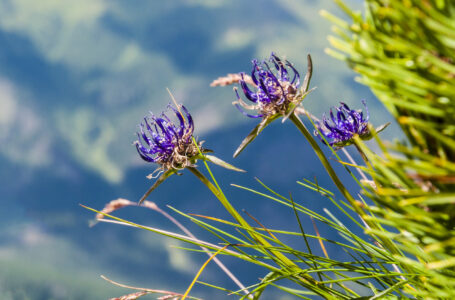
188,167,294,266
289,114,358,208
289,113,404,258
354,142,372,169
187,167,336,299
188,167,240,221
353,141,380,189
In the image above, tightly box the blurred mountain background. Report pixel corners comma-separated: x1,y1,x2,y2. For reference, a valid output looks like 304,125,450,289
0,0,398,299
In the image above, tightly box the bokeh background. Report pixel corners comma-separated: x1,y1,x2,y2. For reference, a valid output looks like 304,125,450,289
0,0,397,299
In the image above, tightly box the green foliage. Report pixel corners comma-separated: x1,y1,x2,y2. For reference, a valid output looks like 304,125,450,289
323,0,455,298
323,0,455,158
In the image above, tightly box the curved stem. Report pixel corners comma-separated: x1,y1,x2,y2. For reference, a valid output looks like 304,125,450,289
341,147,369,181
289,113,403,258
188,167,242,223
188,167,294,265
354,143,372,169
187,167,336,299
181,245,230,300
289,113,358,208
151,203,250,296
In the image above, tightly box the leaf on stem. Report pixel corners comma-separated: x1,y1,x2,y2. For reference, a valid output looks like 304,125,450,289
302,54,313,93
375,122,391,134
233,116,278,158
139,169,177,204
202,154,246,172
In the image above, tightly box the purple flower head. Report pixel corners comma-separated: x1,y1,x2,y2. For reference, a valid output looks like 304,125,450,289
315,101,371,148
134,104,201,170
234,53,302,118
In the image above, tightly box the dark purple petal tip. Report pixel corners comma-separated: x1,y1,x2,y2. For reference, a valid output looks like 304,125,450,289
315,101,371,148
234,53,302,118
135,104,195,165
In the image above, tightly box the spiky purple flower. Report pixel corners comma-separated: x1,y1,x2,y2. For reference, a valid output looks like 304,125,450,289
315,101,371,148
234,53,302,118
134,104,201,170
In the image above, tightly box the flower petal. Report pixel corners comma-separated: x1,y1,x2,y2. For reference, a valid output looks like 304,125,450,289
234,103,263,118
